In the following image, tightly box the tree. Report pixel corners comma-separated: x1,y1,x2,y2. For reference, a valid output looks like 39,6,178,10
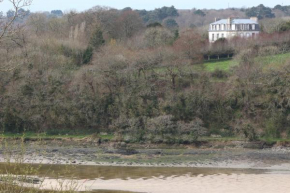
117,10,144,39
90,26,105,49
245,4,275,19
6,10,16,18
136,6,179,23
144,27,174,47
27,13,48,36
277,20,290,32
0,0,33,72
156,6,179,20
1,0,32,42
18,8,30,18
164,18,179,30
173,30,206,64
147,22,162,28
194,9,206,17
51,10,63,17
122,7,132,12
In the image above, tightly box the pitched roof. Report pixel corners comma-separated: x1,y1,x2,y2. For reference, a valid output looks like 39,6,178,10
210,19,258,25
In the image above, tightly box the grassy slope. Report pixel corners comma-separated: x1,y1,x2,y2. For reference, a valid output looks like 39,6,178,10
192,52,290,73
203,58,237,72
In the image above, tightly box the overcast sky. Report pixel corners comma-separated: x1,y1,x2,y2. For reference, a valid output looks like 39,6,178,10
0,0,287,12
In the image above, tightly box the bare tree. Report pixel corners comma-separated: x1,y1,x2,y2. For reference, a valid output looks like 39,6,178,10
0,0,32,72
174,29,206,64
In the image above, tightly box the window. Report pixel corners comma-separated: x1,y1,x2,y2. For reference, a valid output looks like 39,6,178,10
252,24,255,30
212,34,214,41
232,24,235,30
252,33,255,38
217,33,219,39
221,33,224,38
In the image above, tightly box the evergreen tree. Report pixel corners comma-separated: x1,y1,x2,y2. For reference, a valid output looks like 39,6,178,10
245,4,275,19
164,18,179,30
194,9,206,17
90,27,105,49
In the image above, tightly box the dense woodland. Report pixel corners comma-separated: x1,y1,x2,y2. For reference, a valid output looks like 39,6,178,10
0,2,289,143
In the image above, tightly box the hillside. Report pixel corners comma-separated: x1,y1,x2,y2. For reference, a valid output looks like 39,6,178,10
0,3,289,144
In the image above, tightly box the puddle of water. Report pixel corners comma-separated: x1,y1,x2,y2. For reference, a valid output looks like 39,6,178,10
0,163,266,180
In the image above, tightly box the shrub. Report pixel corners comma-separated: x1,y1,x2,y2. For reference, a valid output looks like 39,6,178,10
82,46,93,64
211,69,229,79
110,115,207,144
258,46,279,56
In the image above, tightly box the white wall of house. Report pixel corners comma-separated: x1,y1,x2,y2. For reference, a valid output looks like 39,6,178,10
209,18,260,43
209,31,260,43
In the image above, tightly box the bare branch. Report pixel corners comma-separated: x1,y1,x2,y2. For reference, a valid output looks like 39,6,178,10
0,0,32,72
0,0,32,43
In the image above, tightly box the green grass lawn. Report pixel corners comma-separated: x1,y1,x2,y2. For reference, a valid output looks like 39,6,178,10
256,52,290,70
153,52,290,75
201,52,290,72
203,58,238,72
154,59,237,74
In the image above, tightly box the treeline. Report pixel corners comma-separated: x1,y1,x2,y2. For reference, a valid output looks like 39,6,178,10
8,4,290,32
0,6,289,143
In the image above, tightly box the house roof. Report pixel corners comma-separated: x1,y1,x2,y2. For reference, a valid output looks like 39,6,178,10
210,19,258,25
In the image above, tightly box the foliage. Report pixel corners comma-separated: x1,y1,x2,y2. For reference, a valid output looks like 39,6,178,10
89,26,105,49
111,115,207,143
164,18,179,30
274,4,290,15
194,9,206,17
0,4,290,144
144,27,174,47
51,10,63,17
136,6,179,23
82,46,93,64
147,22,163,28
173,30,206,64
245,4,275,19
277,21,290,32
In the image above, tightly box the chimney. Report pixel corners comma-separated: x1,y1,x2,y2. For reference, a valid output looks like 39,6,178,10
227,17,233,24
215,17,220,22
250,17,258,22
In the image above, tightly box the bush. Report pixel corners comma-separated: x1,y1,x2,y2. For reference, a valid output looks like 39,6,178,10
82,46,93,64
236,123,258,141
211,69,229,79
258,46,279,56
110,115,207,144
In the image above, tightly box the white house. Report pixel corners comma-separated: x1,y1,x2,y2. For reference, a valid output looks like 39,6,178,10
208,17,260,43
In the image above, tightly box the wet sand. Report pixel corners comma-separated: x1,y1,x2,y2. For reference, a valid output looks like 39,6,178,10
39,172,290,193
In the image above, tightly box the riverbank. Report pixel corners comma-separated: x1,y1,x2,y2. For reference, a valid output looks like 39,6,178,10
1,138,290,171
